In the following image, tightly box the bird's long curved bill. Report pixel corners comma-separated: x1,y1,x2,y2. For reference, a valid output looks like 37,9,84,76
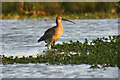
62,19,75,24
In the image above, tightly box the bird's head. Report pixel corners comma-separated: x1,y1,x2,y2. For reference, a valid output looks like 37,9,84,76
56,16,62,23
56,16,75,24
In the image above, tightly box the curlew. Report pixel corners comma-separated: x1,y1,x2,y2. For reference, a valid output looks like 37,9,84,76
38,16,75,50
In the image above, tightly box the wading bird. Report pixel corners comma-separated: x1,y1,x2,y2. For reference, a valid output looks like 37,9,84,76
38,16,75,50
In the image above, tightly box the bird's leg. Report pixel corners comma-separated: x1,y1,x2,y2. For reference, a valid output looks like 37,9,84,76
51,41,55,51
47,43,50,51
45,41,50,51
53,41,56,51
53,41,55,47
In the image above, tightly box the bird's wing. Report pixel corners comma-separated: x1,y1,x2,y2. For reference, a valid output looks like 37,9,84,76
41,26,56,41
44,26,56,35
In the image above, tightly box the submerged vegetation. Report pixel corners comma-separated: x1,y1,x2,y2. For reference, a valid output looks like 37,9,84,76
1,35,120,69
1,2,119,19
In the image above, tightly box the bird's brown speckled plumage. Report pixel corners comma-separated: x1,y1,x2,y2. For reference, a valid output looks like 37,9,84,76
38,16,63,43
38,16,75,50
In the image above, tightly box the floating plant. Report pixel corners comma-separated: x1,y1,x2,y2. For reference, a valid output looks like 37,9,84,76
1,35,120,69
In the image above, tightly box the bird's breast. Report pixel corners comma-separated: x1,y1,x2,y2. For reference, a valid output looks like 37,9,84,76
52,26,63,41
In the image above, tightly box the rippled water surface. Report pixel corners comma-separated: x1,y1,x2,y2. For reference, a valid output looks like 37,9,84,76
0,18,118,78
1,19,118,55
0,64,118,78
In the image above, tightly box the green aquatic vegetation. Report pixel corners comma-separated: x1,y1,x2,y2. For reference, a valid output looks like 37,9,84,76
1,35,120,69
90,64,101,69
52,35,119,68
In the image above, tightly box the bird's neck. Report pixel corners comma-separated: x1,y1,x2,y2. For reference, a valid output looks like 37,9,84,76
57,22,62,28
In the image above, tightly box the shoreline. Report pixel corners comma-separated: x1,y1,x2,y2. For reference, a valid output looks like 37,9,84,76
1,12,118,20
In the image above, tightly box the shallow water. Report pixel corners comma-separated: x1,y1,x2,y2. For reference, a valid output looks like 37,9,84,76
0,64,118,78
0,18,118,78
1,18,118,56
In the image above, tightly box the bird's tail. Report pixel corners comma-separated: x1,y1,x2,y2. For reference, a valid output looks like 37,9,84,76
38,38,42,42
38,37,44,42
